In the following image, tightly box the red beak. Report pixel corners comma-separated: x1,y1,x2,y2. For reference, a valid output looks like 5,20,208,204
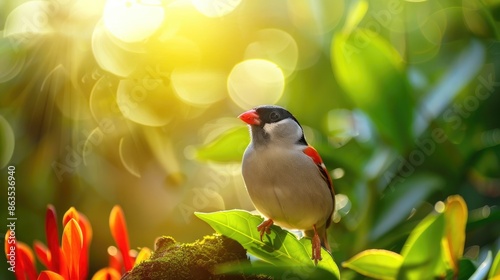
238,109,261,126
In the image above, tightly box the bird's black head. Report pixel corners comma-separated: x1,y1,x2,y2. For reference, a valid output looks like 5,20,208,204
239,105,307,146
254,105,298,126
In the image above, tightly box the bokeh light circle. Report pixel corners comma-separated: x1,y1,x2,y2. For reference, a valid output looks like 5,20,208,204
245,29,298,78
103,0,165,43
119,136,141,178
228,59,285,109
3,1,52,39
116,79,174,127
171,68,226,106
191,0,242,18
92,21,142,77
287,0,344,34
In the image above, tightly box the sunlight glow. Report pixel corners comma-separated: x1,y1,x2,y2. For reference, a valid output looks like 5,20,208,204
89,76,117,123
92,21,142,77
191,0,242,18
119,137,142,178
244,29,298,78
103,0,165,43
228,59,285,109
4,1,52,38
287,0,344,35
116,79,173,126
0,40,25,83
434,201,445,213
332,168,345,179
171,68,226,106
333,194,351,223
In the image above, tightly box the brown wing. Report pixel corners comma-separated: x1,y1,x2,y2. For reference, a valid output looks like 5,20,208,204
303,145,335,228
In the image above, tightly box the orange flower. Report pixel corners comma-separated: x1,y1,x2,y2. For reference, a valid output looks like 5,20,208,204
45,205,61,273
63,207,93,279
61,219,83,280
109,205,134,272
4,230,37,279
91,268,121,280
38,271,65,280
4,204,148,280
3,205,91,280
107,245,124,273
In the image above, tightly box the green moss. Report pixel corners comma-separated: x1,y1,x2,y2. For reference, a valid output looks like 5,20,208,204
122,234,271,280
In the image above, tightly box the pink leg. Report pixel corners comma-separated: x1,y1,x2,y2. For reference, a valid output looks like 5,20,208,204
311,225,322,265
257,219,274,241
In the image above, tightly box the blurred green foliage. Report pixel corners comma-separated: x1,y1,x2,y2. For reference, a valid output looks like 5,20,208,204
0,0,500,279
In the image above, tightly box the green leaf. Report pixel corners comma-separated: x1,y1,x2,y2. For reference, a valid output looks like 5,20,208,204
342,249,403,280
331,29,413,152
457,258,477,280
298,236,340,279
343,0,369,34
195,126,249,162
397,211,446,279
470,251,492,280
489,250,500,279
195,210,340,279
217,260,336,279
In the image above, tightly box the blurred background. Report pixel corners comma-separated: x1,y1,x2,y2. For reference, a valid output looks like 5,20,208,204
0,0,499,278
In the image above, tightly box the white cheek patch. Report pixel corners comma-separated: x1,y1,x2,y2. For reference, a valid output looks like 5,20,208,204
263,119,303,143
263,121,280,135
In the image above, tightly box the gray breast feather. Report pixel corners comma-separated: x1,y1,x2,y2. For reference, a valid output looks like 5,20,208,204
242,145,333,230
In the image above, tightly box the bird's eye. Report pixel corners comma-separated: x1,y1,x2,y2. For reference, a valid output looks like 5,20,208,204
269,111,280,121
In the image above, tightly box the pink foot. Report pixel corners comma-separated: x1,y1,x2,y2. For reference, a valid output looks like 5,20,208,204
311,225,322,265
257,219,274,241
